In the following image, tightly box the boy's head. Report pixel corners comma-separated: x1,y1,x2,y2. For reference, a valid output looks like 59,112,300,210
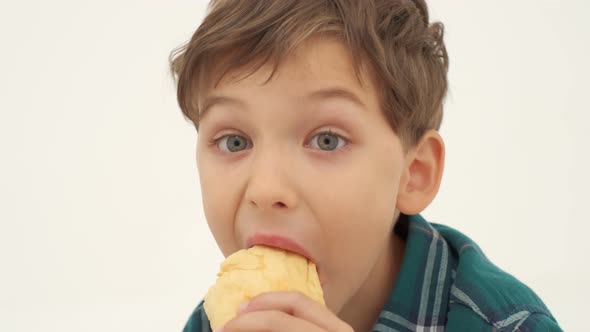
170,0,447,316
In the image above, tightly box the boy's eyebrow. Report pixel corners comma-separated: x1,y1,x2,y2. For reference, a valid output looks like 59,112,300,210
199,87,367,120
308,87,367,110
199,95,246,120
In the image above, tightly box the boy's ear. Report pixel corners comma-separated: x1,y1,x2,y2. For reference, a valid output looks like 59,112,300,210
396,129,445,215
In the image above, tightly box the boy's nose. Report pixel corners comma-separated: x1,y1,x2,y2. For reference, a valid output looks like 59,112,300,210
244,152,298,212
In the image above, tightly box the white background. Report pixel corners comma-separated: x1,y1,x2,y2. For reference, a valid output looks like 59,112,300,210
1,0,588,331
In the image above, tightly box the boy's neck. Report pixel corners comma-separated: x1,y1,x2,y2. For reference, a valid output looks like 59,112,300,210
338,230,406,332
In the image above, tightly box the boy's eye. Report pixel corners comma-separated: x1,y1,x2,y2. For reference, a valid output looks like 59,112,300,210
309,131,347,151
215,135,252,153
210,130,347,153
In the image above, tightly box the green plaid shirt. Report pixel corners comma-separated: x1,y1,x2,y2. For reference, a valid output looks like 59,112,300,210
182,214,561,331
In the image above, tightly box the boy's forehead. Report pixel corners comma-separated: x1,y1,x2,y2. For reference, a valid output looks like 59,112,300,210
208,37,369,92
200,38,377,112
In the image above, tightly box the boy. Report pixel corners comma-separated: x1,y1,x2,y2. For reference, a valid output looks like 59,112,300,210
169,0,562,331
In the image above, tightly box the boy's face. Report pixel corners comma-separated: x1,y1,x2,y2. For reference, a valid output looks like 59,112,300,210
196,37,408,312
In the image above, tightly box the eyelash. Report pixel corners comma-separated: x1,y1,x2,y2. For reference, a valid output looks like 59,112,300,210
207,129,349,153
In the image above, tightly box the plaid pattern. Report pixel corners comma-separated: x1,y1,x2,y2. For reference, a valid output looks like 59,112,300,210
182,214,562,331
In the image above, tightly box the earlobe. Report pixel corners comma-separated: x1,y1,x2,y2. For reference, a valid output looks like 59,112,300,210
396,130,445,215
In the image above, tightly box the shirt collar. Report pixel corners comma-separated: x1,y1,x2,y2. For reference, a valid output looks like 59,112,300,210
371,213,457,332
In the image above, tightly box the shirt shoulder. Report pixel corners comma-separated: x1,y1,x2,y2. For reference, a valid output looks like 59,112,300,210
182,300,212,332
445,303,562,331
432,223,562,331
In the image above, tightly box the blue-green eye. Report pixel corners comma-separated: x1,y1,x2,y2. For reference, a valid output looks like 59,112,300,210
310,131,347,151
210,131,347,153
216,135,251,152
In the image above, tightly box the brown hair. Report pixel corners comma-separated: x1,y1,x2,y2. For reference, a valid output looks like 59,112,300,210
169,0,448,151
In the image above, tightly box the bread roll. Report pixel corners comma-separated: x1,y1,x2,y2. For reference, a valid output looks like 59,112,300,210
203,245,324,330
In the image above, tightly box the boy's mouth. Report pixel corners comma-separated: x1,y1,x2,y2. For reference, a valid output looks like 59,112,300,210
246,233,314,262
245,233,324,285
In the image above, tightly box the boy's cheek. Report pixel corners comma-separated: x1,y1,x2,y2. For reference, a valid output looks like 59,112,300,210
202,204,239,256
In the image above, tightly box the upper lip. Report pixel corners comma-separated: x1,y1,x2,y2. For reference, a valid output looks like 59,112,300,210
246,233,315,263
